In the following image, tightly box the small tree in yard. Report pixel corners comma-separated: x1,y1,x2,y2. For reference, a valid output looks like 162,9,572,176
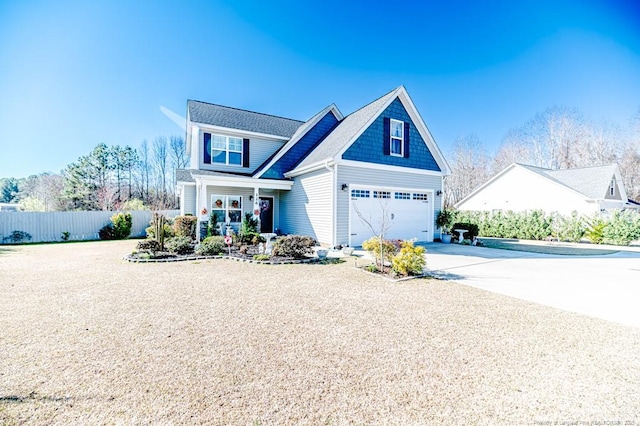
151,212,167,251
353,199,393,272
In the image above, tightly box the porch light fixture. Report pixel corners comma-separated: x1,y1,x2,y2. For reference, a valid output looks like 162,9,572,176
341,184,349,191
249,195,253,201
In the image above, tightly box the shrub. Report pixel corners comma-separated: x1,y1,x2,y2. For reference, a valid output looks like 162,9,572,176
99,224,116,240
136,239,161,253
553,212,585,242
602,210,640,246
238,213,262,245
436,209,454,234
2,230,32,244
61,231,70,241
584,215,606,244
111,212,133,239
450,222,479,241
173,215,197,239
362,237,401,266
165,236,194,255
121,198,147,210
271,235,317,259
392,240,426,276
196,236,225,256
253,254,270,261
207,211,223,237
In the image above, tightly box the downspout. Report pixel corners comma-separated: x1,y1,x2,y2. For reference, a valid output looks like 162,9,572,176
324,161,336,248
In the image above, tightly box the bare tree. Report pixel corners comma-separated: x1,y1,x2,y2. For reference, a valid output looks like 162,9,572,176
169,135,188,206
491,130,530,174
352,199,392,272
444,134,490,207
19,173,65,211
137,140,151,204
153,136,169,208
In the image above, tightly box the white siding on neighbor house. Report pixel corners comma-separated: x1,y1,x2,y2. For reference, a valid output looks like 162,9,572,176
0,210,179,244
280,168,333,245
197,129,284,174
182,185,197,215
457,166,596,216
336,165,443,245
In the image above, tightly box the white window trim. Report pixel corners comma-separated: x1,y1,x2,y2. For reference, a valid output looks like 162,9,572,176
210,134,243,166
211,195,243,223
389,119,404,157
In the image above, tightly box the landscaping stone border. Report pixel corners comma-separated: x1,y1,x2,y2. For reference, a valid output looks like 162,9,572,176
122,253,329,265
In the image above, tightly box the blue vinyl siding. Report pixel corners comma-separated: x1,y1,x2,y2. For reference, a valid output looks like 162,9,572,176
261,111,339,179
342,98,441,172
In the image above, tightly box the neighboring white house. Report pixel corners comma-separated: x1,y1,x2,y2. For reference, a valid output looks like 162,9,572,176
176,86,451,247
455,163,639,216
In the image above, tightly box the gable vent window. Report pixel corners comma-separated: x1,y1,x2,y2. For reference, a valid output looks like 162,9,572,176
390,119,404,157
204,133,249,167
610,179,615,196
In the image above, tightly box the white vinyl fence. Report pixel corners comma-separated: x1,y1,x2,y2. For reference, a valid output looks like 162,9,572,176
0,210,180,244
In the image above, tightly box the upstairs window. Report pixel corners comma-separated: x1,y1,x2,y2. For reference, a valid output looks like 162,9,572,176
390,119,404,157
213,135,243,166
204,133,249,167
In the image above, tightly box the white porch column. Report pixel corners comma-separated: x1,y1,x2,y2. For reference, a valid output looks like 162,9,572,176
253,186,261,228
195,181,202,240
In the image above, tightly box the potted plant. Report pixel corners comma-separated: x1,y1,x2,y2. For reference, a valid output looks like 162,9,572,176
436,209,454,243
342,246,354,256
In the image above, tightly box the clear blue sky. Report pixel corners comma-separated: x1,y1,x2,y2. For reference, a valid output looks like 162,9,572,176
1,0,639,178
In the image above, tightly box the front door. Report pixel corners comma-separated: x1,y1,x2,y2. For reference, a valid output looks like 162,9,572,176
259,197,274,233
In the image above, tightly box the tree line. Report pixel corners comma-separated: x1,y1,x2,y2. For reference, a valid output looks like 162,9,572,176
445,105,640,207
0,136,188,211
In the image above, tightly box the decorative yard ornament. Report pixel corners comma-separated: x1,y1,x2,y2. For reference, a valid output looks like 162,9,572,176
201,207,208,215
224,235,232,256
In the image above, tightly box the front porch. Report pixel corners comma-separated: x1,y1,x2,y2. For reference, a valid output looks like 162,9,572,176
177,170,293,240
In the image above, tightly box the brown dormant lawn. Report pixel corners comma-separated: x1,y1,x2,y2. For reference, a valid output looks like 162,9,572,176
1,240,639,425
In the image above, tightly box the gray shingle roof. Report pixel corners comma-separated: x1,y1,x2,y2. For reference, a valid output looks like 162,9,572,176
188,100,304,138
176,169,194,183
519,163,618,199
290,87,400,171
546,164,618,199
176,168,253,183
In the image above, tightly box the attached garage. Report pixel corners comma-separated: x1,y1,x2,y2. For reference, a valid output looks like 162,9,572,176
348,186,433,246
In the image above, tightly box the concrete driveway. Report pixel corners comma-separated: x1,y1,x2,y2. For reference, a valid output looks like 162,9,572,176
422,242,640,328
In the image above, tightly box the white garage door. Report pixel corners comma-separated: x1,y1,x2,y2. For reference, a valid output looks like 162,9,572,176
349,187,432,247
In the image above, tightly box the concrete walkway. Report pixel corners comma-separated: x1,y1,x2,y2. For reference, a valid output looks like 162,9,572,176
422,242,640,328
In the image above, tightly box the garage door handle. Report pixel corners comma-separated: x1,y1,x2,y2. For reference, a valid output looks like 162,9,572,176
391,213,394,220
422,230,428,232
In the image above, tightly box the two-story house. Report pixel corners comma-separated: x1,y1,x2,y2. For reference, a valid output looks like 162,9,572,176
176,86,451,247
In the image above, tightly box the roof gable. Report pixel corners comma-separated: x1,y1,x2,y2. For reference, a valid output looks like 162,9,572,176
545,164,621,200
255,106,341,179
287,86,450,176
342,97,441,172
455,163,627,208
188,100,304,138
